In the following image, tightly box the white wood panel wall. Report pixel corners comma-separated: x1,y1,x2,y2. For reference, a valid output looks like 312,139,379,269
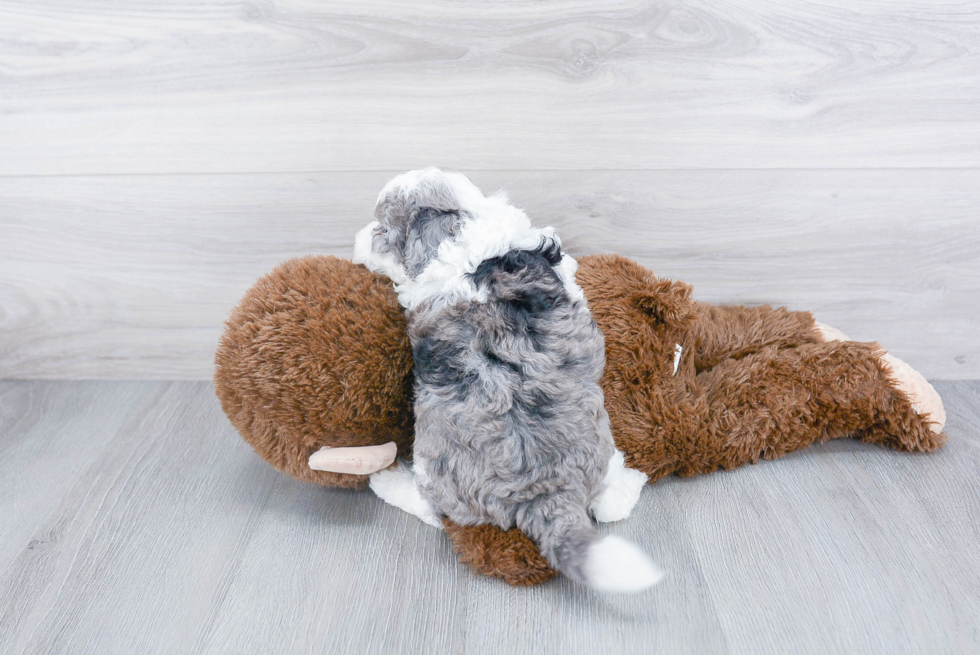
1,0,978,379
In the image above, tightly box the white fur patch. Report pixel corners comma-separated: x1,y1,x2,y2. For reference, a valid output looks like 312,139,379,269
413,457,432,487
591,451,648,523
554,253,586,303
369,464,442,528
352,221,409,285
366,168,586,311
583,535,664,593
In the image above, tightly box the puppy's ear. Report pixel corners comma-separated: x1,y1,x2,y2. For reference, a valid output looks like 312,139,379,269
403,207,461,278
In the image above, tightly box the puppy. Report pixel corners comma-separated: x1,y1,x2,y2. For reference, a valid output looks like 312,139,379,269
354,168,662,592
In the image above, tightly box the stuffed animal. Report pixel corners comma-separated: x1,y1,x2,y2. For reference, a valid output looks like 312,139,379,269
214,252,946,586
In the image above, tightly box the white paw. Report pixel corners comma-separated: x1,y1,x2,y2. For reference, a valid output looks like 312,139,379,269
879,352,946,433
814,321,850,342
591,451,648,523
369,464,443,529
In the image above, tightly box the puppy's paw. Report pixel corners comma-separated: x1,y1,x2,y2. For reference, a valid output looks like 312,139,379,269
879,352,946,434
369,464,443,529
591,451,648,523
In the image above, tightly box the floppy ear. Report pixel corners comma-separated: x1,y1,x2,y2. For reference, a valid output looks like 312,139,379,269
403,207,461,278
630,278,695,325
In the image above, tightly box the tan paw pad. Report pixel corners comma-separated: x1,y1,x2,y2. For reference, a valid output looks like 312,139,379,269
879,352,946,433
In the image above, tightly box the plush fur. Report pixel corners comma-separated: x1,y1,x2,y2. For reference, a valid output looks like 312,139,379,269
215,253,946,585
214,255,414,489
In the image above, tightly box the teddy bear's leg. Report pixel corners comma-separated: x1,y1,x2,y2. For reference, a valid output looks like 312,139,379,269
690,303,823,371
442,520,558,586
677,340,945,476
811,322,947,434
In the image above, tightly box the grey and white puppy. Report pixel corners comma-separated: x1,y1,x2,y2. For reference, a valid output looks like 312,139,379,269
354,168,662,592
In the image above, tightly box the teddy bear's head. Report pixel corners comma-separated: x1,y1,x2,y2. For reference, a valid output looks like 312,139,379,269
214,255,415,488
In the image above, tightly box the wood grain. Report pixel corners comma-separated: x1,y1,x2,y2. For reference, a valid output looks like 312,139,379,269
1,380,978,653
0,0,978,174
2,170,977,379
670,379,980,654
0,382,281,653
0,382,162,572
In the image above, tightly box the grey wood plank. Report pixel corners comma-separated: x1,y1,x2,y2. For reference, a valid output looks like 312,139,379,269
195,473,467,654
2,170,977,379
0,381,280,654
1,381,978,654
206,466,728,654
1,0,978,174
671,380,980,654
0,382,162,571
0,382,727,655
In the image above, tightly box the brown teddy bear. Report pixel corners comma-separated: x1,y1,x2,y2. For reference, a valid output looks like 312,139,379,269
214,253,945,586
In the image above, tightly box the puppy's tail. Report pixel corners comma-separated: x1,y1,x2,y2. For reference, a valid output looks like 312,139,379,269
517,504,664,593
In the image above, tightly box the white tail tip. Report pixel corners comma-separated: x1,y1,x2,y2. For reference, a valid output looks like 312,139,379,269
583,535,664,593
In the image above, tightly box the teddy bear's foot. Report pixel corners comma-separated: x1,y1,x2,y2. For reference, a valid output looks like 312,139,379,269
814,321,850,342
814,320,945,451
815,321,945,436
878,352,946,435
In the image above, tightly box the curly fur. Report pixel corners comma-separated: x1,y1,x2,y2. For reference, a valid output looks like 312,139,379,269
358,169,656,590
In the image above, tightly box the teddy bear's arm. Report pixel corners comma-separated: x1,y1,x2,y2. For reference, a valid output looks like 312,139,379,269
690,302,820,372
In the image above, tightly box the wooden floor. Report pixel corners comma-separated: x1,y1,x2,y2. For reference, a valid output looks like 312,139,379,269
1,380,977,654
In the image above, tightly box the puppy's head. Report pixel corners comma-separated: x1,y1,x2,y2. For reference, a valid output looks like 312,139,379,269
355,168,485,281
